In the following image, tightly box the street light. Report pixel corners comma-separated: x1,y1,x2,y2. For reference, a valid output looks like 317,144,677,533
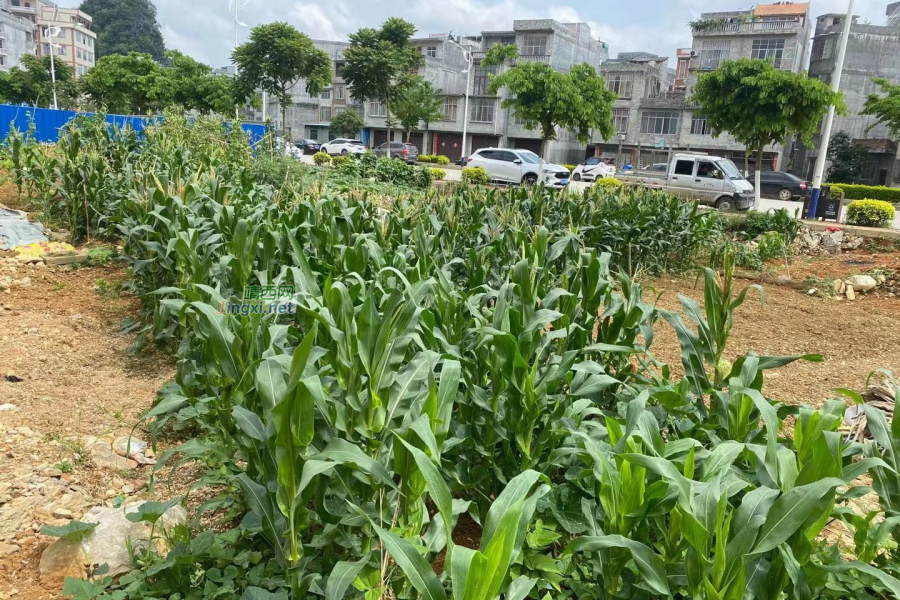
444,35,473,166
228,0,250,122
616,133,626,168
42,26,61,111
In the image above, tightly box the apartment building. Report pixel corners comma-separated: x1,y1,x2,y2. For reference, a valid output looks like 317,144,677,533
591,2,813,172
273,19,609,164
799,7,900,187
6,0,95,77
0,0,34,69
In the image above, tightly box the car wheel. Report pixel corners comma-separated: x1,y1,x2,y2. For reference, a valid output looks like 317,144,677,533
572,172,582,182
778,188,793,201
715,196,734,211
523,173,538,186
341,149,348,156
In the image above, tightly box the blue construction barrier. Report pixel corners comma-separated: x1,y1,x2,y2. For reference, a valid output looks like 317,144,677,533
0,104,269,146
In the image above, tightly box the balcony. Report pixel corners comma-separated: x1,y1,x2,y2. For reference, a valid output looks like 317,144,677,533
692,20,802,36
518,54,550,64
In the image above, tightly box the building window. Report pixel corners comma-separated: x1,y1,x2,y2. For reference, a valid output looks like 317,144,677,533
520,33,547,56
640,111,680,135
441,96,458,121
500,35,516,45
812,37,836,61
369,100,386,117
42,43,50,54
690,114,712,135
699,40,731,70
426,46,437,58
319,106,332,122
751,38,786,67
645,76,662,99
309,129,318,141
470,98,495,123
321,88,331,100
606,73,634,98
334,84,345,100
0,57,4,67
473,63,497,96
612,108,629,134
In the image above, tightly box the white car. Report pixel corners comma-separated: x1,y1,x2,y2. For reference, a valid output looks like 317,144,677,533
465,148,570,187
321,139,366,156
275,137,303,158
571,157,616,182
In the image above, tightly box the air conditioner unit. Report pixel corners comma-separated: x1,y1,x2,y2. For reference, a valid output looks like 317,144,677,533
690,50,697,57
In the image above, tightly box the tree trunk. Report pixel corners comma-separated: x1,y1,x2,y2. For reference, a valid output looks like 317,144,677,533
539,138,547,185
755,145,764,207
744,153,750,178
385,101,392,159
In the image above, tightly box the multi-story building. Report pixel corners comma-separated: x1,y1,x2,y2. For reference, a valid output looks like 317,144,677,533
35,2,96,78
272,19,609,164
0,0,36,69
800,7,900,187
591,2,813,173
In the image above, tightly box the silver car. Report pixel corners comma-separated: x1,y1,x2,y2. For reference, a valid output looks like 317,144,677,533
465,148,570,187
373,142,419,164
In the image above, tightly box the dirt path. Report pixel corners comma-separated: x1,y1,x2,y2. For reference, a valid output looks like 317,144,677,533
0,261,174,599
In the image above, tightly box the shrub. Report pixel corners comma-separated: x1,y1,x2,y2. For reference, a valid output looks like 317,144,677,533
562,164,576,172
429,168,446,180
737,208,801,242
331,155,353,166
829,183,900,203
757,230,786,261
312,151,331,166
846,199,896,228
418,155,434,163
434,155,450,165
594,177,623,190
461,166,489,184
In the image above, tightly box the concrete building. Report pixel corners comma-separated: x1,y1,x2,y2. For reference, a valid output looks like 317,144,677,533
0,0,35,69
591,2,813,172
272,19,609,164
800,8,900,187
35,2,96,78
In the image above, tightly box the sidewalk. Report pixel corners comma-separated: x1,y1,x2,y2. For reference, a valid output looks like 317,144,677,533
802,220,900,240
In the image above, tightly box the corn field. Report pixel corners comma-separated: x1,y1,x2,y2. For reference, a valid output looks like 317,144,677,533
7,115,900,600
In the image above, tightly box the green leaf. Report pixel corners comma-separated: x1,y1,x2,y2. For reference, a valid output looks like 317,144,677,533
565,535,669,596
372,524,447,600
232,405,267,441
241,587,289,600
125,497,182,524
505,577,538,600
62,577,107,600
753,477,844,553
325,554,371,600
41,520,98,540
316,439,396,489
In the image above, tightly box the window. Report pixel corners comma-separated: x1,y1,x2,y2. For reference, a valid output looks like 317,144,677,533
699,40,731,70
319,106,332,122
42,43,50,54
321,88,331,100
426,46,437,58
812,37,836,61
521,33,547,56
470,98,495,123
309,129,318,141
690,114,712,135
473,63,497,96
369,100,386,117
500,36,516,45
57,45,66,56
441,96,458,121
697,161,723,179
640,111,680,135
676,58,689,80
334,84,345,100
751,38,786,67
645,76,662,99
674,160,694,176
0,57,5,67
606,73,634,98
612,108,629,134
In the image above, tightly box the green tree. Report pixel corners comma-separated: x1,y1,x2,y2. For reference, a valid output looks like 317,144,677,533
232,22,332,137
862,77,900,137
826,131,869,184
329,109,365,139
79,0,166,61
484,45,617,165
0,55,77,108
690,58,843,205
391,75,444,152
341,18,423,157
194,74,240,116
80,52,165,114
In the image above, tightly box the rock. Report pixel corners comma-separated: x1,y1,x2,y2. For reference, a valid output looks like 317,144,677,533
121,484,135,495
84,437,139,470
0,542,20,556
847,274,878,293
51,508,74,520
43,468,63,478
846,286,856,301
17,426,35,437
876,274,887,285
18,277,30,287
808,288,819,296
113,436,156,466
802,233,820,249
39,501,186,584
831,279,845,295
0,404,18,412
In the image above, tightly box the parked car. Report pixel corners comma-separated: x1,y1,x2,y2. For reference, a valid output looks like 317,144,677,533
465,148,570,188
293,138,321,154
616,153,754,210
275,137,303,158
649,163,668,172
757,170,809,201
571,157,616,182
321,139,366,156
373,142,419,163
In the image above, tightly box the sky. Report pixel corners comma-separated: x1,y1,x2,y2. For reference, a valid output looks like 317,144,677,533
59,0,894,68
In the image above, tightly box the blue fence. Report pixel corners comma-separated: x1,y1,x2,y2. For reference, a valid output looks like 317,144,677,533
0,104,269,146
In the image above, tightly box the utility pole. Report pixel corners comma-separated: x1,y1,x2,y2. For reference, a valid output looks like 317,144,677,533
460,50,473,166
44,27,60,110
808,0,855,219
616,133,625,168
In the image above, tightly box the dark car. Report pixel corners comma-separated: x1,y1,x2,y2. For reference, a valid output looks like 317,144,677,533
293,138,321,154
758,171,809,201
373,142,419,163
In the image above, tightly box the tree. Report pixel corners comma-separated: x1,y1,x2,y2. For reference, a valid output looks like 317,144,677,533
0,55,77,108
330,109,365,139
826,131,870,184
484,45,617,164
80,52,166,114
341,18,423,157
233,22,332,137
862,77,900,137
390,76,444,152
79,0,166,61
690,58,843,205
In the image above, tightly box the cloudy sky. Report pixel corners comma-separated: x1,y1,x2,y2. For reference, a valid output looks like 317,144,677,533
59,0,893,67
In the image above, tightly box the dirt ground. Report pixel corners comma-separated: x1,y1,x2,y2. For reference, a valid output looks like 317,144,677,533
0,232,899,598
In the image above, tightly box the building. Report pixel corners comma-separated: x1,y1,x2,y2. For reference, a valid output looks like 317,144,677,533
591,2,813,172
0,0,37,69
35,2,96,78
272,19,609,164
800,8,900,187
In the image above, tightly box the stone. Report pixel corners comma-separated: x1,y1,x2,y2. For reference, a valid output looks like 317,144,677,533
114,436,155,466
84,437,139,470
847,274,878,293
51,508,74,519
39,501,186,584
18,277,30,287
43,468,63,478
121,484,134,495
808,288,819,296
831,279,845,295
876,274,887,285
0,404,18,412
0,542,20,556
802,233,819,249
846,286,856,301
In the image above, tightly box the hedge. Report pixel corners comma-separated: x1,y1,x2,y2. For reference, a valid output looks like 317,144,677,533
313,152,331,166
594,177,624,190
430,168,446,180
829,183,900,203
461,166,489,185
845,199,896,228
